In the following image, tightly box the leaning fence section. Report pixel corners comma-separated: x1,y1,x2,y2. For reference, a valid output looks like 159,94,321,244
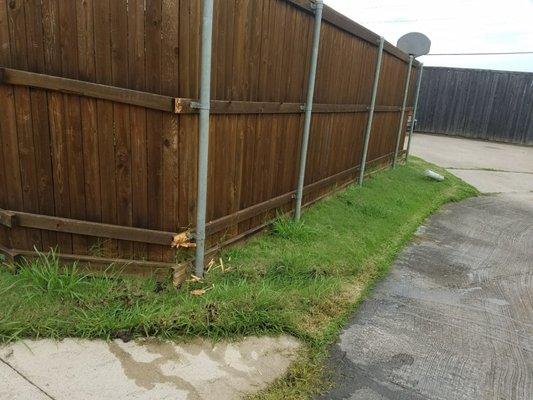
416,66,533,145
0,0,417,280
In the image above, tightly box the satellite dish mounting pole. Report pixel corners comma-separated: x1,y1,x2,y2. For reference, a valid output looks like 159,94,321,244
394,32,431,167
392,55,413,168
406,63,424,161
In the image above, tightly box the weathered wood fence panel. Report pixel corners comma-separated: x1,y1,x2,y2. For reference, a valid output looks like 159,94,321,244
416,66,533,145
0,0,417,278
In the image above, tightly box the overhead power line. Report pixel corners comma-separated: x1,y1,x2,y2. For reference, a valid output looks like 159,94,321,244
425,51,533,56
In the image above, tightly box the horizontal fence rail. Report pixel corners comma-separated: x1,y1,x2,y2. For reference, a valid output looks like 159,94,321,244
0,68,408,116
0,67,177,112
417,67,533,145
0,208,177,246
0,0,416,281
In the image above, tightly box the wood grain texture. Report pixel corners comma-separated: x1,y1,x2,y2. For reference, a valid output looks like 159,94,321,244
417,67,533,145
0,0,414,276
0,67,176,112
0,208,176,246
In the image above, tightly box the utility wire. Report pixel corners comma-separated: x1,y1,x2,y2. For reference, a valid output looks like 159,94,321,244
425,51,533,56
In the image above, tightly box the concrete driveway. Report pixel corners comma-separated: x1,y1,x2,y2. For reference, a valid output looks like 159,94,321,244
319,134,533,400
410,133,533,193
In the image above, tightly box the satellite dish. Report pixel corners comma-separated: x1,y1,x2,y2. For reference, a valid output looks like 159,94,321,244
397,32,431,57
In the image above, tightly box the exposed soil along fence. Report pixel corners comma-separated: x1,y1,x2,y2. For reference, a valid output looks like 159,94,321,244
0,0,417,280
416,67,533,145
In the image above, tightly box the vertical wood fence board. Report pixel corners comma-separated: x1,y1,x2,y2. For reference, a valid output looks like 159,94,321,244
23,1,56,251
6,1,44,251
109,0,133,258
0,0,10,254
161,0,181,261
145,0,164,261
58,0,88,256
91,0,117,257
128,0,149,259
76,0,101,258
0,85,26,250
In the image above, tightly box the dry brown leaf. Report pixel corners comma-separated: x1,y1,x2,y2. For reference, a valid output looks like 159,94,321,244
172,232,188,244
171,232,196,249
190,284,214,297
172,269,188,287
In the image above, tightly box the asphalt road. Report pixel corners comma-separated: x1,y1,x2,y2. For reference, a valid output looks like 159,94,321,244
319,135,533,400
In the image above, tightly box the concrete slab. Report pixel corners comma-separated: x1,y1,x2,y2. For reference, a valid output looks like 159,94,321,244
447,169,533,193
318,194,533,400
409,133,533,194
0,336,300,400
409,133,533,174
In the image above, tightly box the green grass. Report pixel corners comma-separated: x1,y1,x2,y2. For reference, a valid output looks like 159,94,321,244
0,158,477,398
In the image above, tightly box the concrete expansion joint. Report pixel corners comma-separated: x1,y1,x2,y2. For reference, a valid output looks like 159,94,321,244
446,166,533,175
0,356,56,400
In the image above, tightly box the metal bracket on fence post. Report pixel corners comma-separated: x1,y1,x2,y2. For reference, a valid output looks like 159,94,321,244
392,55,414,168
405,63,423,161
294,0,323,221
358,36,384,186
194,0,214,278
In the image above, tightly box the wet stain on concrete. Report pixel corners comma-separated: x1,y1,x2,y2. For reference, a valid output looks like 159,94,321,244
108,338,270,398
106,336,300,399
108,340,201,399
0,336,300,400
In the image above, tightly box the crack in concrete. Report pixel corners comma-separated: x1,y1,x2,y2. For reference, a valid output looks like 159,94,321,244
446,167,533,175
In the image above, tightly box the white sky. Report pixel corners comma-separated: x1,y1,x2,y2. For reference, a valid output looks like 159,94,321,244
325,0,533,72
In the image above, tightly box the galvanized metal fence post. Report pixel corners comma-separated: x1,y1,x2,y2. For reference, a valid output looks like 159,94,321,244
294,0,323,221
405,63,424,161
194,0,214,277
358,36,384,186
392,55,413,168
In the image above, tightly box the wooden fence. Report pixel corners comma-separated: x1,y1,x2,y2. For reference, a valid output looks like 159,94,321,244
0,0,417,280
416,66,533,145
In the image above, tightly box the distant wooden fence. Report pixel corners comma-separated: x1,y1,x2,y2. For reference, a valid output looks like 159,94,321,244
0,0,417,280
416,67,533,145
